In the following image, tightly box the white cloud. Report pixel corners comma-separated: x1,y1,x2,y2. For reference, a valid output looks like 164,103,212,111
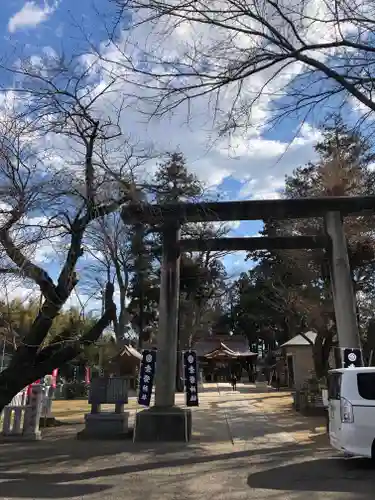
79,12,328,201
33,241,59,265
1,0,344,304
4,286,39,304
8,1,58,33
122,0,358,134
242,176,285,201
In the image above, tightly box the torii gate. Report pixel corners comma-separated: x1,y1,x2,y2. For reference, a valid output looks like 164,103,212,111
122,195,375,441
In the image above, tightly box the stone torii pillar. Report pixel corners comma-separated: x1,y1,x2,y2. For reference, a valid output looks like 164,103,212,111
134,223,192,441
325,211,362,358
154,223,181,407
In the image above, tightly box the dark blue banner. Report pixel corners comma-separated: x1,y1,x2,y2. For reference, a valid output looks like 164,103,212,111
138,349,156,406
183,350,199,407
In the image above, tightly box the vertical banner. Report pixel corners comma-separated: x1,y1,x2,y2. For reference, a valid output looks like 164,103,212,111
51,369,59,389
138,349,157,406
85,366,91,385
183,350,199,407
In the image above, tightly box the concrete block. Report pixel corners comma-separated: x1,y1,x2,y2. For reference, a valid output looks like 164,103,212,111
134,406,192,442
77,412,130,440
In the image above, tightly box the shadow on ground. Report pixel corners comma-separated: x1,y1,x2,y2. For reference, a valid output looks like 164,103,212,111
0,385,333,499
248,457,375,495
0,441,316,498
0,388,328,470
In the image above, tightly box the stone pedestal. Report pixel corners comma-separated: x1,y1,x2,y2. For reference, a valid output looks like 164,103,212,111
134,406,192,442
77,412,130,440
76,376,130,440
39,385,57,427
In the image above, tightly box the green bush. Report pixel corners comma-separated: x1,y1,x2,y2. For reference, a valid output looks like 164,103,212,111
63,382,89,400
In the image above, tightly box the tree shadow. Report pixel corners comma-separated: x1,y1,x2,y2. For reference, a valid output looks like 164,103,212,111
0,479,112,499
0,441,314,498
0,384,333,500
247,457,375,495
0,394,329,471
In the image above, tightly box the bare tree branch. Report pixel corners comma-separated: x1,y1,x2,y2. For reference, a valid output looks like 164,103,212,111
108,0,375,131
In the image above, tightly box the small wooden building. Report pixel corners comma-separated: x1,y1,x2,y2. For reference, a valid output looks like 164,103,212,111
108,344,142,390
280,331,317,389
109,345,142,376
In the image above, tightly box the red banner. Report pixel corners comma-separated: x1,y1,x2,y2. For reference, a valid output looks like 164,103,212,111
85,366,91,384
52,369,59,388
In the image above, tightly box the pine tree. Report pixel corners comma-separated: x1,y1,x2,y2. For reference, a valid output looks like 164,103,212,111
154,152,203,203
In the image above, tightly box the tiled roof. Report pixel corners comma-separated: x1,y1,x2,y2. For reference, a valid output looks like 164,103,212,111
280,331,317,347
118,345,142,360
142,335,257,356
192,336,256,357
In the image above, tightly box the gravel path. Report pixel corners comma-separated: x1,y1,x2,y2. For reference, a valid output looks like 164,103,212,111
0,383,374,500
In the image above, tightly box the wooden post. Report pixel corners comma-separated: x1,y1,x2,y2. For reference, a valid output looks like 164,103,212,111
154,224,181,407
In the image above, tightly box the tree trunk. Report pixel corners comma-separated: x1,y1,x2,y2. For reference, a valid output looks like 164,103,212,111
115,288,129,342
0,370,27,413
312,330,334,380
0,304,115,413
138,285,144,350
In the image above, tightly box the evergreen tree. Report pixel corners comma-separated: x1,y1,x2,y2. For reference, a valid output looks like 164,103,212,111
127,222,159,348
127,152,204,347
245,118,375,376
153,152,203,203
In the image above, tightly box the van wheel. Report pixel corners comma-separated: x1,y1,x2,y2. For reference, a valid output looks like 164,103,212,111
371,440,375,461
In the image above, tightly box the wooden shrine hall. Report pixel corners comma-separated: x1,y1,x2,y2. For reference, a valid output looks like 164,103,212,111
192,335,258,382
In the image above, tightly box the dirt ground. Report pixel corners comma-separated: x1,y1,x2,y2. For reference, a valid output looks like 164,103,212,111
2,384,369,500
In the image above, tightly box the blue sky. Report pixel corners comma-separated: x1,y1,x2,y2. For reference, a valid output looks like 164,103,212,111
0,1,364,309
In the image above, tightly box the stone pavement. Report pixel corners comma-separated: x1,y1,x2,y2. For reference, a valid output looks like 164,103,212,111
1,383,375,500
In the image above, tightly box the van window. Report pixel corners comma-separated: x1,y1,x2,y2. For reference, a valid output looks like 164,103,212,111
328,373,341,400
357,373,375,400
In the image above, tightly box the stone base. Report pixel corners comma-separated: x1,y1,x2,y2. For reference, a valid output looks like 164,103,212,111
39,417,58,427
4,430,43,441
134,406,192,442
77,412,130,440
1,433,41,441
0,433,42,443
24,430,42,441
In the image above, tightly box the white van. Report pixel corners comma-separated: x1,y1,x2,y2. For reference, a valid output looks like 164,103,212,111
328,367,375,458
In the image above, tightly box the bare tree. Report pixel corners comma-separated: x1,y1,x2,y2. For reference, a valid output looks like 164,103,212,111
0,52,146,410
110,0,375,132
83,212,132,341
260,272,335,378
